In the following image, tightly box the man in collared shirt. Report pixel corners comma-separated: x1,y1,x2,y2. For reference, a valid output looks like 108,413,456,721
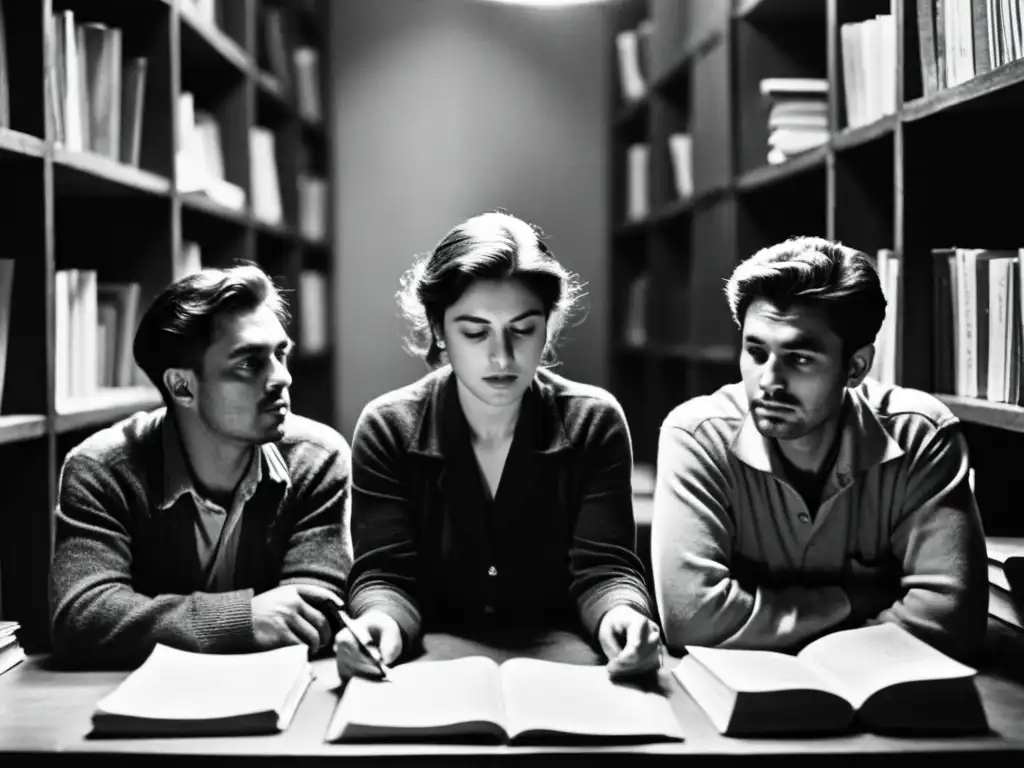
50,265,352,668
652,237,988,661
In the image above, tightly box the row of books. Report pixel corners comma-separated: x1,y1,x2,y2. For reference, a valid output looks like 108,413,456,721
760,78,829,166
615,18,653,104
622,134,693,223
932,248,1024,404
86,620,984,741
257,4,324,124
918,0,1024,94
841,13,897,128
54,270,144,404
177,92,328,235
49,9,148,165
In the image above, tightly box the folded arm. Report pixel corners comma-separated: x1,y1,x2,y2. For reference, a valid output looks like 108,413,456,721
50,454,256,668
871,425,988,661
652,427,852,653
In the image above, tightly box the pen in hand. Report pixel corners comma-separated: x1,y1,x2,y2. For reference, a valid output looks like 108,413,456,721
336,610,393,681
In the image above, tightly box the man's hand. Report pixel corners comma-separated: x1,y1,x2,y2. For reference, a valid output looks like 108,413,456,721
251,584,342,655
597,604,662,680
334,610,403,680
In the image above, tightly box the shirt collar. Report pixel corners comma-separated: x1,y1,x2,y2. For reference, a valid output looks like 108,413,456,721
159,412,291,510
729,387,905,479
409,367,571,460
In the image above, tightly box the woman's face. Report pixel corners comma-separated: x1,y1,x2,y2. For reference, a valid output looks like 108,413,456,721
440,278,548,409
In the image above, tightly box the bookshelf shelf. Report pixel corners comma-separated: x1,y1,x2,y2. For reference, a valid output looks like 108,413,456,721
55,387,163,435
650,197,693,225
607,0,1024,556
0,0,336,652
934,396,1024,435
0,129,45,159
179,192,249,226
615,97,648,129
53,149,172,197
0,416,48,446
647,342,736,364
833,114,896,153
178,8,251,75
735,0,826,23
651,29,723,93
736,144,829,193
902,58,1024,123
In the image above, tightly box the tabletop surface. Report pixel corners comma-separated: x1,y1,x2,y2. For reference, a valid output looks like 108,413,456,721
2,624,1024,763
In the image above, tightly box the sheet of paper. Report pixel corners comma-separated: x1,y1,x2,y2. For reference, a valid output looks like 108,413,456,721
798,623,976,709
499,658,683,740
334,656,505,732
685,646,834,694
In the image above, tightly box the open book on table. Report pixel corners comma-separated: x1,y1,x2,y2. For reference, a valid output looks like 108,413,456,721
91,644,313,737
327,656,684,744
674,622,987,737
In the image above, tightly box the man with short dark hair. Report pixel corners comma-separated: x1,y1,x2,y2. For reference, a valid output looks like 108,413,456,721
51,265,351,668
652,237,988,661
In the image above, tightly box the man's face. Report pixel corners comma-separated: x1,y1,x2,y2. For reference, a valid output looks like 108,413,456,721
740,298,851,441
441,278,548,410
193,303,294,445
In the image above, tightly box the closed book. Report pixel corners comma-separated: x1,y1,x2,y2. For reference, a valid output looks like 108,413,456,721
91,644,313,737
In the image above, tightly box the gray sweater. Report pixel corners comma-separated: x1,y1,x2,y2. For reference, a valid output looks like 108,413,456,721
50,408,352,668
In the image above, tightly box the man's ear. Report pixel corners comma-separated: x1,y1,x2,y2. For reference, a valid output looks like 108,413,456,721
163,368,197,407
846,343,874,388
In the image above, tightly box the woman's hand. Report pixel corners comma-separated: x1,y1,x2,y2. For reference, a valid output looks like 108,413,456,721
597,604,663,680
334,610,403,680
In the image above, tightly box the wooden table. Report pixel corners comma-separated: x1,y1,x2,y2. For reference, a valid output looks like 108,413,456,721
2,625,1024,766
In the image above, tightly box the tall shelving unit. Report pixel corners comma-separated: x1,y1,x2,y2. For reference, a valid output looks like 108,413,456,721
0,0,335,651
608,0,1024,545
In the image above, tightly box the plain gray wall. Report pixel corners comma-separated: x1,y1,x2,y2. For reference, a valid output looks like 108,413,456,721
330,0,611,438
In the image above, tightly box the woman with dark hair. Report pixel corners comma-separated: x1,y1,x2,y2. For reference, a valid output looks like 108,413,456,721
335,211,660,680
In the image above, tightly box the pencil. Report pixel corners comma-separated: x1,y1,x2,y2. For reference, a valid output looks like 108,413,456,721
337,610,392,681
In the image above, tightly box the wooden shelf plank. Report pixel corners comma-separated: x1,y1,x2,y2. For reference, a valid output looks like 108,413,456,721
614,96,648,129
0,128,45,159
902,58,1024,122
648,342,736,364
0,415,48,446
613,218,650,238
934,395,1024,434
180,192,250,226
735,0,826,22
253,218,296,241
55,387,162,434
736,143,829,192
833,114,896,152
650,197,694,225
651,29,723,93
53,149,172,196
178,4,252,75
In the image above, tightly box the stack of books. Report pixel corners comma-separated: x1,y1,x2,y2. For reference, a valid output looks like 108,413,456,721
0,620,25,677
759,78,829,165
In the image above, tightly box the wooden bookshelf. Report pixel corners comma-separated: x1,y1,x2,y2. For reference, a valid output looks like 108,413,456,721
0,0,336,652
606,0,1024,545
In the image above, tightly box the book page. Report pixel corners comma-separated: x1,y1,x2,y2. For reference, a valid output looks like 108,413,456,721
798,623,976,710
327,656,506,740
685,646,836,695
499,659,683,741
95,644,309,721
